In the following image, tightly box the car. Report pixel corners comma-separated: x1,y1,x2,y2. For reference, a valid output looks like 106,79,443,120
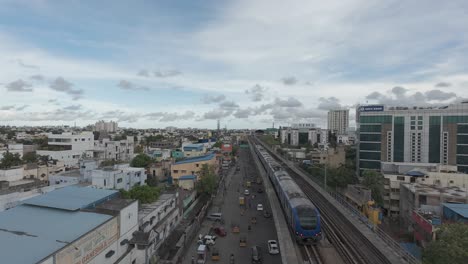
214,227,227,237
257,188,263,193
257,204,263,211
198,235,216,246
267,240,280,255
244,189,250,195
207,213,223,221
263,211,271,218
251,245,262,263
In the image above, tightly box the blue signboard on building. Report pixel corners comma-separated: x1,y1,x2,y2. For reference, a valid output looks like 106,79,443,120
360,105,384,112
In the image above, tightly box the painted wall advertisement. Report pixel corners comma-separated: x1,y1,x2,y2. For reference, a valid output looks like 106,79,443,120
55,217,119,264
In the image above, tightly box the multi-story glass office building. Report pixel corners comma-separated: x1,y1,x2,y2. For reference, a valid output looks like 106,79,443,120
356,103,468,173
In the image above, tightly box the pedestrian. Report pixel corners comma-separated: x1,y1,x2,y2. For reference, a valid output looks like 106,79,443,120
191,255,195,264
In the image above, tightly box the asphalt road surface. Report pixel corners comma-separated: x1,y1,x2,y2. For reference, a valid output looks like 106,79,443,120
182,148,282,264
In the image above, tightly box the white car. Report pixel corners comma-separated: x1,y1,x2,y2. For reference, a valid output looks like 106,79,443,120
244,189,250,195
257,204,263,211
268,240,280,255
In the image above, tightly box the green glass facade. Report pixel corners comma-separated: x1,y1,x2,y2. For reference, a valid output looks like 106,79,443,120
393,116,404,162
360,115,392,124
359,151,381,160
359,134,381,142
360,125,381,132
360,142,381,151
359,160,380,170
457,135,468,144
457,145,468,154
429,116,441,163
458,124,468,134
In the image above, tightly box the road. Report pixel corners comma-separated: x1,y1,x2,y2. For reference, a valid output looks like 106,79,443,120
182,148,282,264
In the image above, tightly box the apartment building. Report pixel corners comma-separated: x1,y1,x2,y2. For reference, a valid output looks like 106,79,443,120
91,164,147,191
93,136,134,162
328,109,350,135
356,102,468,173
37,132,94,167
280,124,328,146
132,192,181,264
171,153,218,183
95,120,118,133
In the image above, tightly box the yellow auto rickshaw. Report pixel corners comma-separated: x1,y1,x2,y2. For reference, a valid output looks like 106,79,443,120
251,217,257,224
239,235,247,247
211,247,220,261
231,223,240,233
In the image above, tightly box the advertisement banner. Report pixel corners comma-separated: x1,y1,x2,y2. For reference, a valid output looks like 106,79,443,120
56,217,119,264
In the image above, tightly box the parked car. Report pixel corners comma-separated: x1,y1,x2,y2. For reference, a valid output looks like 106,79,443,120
257,204,263,211
257,188,263,193
214,227,227,237
207,213,223,221
251,245,262,263
263,211,271,218
244,189,250,195
267,240,279,255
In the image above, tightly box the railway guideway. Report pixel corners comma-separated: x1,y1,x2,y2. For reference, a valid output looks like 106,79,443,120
253,136,418,264
248,141,302,264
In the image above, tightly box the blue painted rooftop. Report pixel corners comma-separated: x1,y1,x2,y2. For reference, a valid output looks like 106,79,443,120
183,143,204,151
174,153,215,165
443,203,468,218
179,175,196,180
24,185,118,211
0,205,112,264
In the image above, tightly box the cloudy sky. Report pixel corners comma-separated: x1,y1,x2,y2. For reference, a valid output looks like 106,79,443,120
1,0,468,129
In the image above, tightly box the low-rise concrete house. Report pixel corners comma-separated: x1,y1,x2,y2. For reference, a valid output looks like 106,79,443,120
171,153,217,184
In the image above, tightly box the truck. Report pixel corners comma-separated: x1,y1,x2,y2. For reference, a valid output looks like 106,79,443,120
239,196,245,206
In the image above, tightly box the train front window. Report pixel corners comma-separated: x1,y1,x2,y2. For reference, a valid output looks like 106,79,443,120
297,207,317,230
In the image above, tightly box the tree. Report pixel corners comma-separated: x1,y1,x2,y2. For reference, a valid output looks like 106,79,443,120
212,141,222,148
327,165,358,189
22,152,39,164
120,185,162,204
0,152,23,169
361,170,384,206
196,164,218,195
130,153,153,168
134,145,144,154
423,223,468,264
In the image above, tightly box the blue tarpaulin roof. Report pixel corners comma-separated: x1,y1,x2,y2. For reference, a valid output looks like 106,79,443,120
174,153,215,165
24,185,118,211
406,170,426,177
179,175,196,180
443,203,468,218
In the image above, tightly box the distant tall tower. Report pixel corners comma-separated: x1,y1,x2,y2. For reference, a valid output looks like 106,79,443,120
328,109,349,134
217,119,220,134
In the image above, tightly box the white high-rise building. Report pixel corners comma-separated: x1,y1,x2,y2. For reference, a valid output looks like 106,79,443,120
328,109,349,135
95,120,118,133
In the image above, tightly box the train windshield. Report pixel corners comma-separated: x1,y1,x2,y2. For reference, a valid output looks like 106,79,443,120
297,207,317,230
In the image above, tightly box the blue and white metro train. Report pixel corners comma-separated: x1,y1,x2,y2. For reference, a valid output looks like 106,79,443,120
254,144,322,244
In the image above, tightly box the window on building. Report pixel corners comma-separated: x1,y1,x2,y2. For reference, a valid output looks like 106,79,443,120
419,195,427,205
397,176,405,181
181,170,187,174
117,178,123,183
196,164,199,167
173,170,178,173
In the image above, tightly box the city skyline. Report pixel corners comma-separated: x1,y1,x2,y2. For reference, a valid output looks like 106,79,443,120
1,0,468,129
